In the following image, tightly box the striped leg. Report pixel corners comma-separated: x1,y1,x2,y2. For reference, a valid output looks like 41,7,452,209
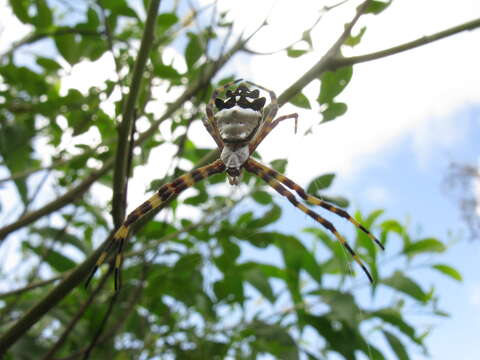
249,113,299,153
244,159,374,283
86,159,226,291
244,81,280,151
247,159,384,250
205,79,243,148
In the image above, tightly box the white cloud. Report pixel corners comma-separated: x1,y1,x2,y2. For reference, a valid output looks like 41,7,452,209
60,53,117,95
468,282,480,306
0,0,32,54
364,185,391,206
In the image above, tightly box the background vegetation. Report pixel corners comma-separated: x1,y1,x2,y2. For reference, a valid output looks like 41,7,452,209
0,0,478,359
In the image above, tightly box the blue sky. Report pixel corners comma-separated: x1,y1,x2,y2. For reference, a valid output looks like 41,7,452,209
266,103,480,360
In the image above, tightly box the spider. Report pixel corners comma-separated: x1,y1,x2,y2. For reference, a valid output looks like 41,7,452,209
86,79,384,290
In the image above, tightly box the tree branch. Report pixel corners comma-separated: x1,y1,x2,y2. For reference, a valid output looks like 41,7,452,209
333,17,480,68
276,0,372,107
0,231,113,354
112,0,162,227
0,275,63,299
0,28,101,60
41,269,111,360
0,158,114,241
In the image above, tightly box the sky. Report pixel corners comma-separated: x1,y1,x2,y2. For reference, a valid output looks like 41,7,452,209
1,0,480,359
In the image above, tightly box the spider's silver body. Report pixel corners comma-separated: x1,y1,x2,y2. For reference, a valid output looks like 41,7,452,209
216,106,261,183
216,106,261,143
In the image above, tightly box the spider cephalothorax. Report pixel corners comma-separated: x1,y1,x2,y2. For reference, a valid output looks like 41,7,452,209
214,84,266,111
87,79,384,291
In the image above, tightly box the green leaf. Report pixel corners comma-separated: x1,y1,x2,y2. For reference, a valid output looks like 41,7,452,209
252,190,273,205
154,64,182,79
245,231,281,248
241,263,276,302
383,330,409,360
34,0,53,29
270,159,288,173
32,226,88,254
277,235,304,304
310,289,360,327
102,0,138,18
321,195,349,208
0,111,37,205
249,321,299,360
318,66,353,104
380,219,406,246
157,13,179,34
185,33,203,69
382,271,427,302
287,48,308,58
403,238,446,257
307,173,335,193
289,92,311,109
372,308,420,344
250,204,282,228
365,0,392,15
321,102,347,122
381,219,404,234
301,30,313,48
184,191,208,205
24,243,76,273
139,220,177,240
345,26,366,47
305,315,358,359
213,270,244,304
9,0,31,24
54,31,80,65
86,8,100,29
432,264,462,281
36,57,62,72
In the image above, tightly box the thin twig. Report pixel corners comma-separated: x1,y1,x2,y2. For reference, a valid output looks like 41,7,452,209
96,0,125,91
0,157,114,241
82,291,118,360
41,268,111,360
1,28,101,60
21,170,51,216
52,280,145,360
0,230,115,354
112,0,163,227
0,142,108,184
333,17,480,68
244,0,351,56
276,0,372,107
0,275,63,299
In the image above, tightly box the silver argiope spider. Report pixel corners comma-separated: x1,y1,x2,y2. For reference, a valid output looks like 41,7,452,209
86,79,384,290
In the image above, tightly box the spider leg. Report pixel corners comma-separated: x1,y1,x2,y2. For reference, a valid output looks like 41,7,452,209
85,159,226,291
247,159,384,250
205,79,243,148
244,81,280,151
249,113,299,153
201,117,223,149
244,159,374,283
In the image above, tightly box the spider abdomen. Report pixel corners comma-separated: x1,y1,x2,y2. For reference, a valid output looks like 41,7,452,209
216,106,261,143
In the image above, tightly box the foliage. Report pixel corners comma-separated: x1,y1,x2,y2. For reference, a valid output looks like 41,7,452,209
0,0,467,359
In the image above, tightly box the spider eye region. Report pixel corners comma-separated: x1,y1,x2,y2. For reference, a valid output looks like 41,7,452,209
214,88,266,111
216,106,261,143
